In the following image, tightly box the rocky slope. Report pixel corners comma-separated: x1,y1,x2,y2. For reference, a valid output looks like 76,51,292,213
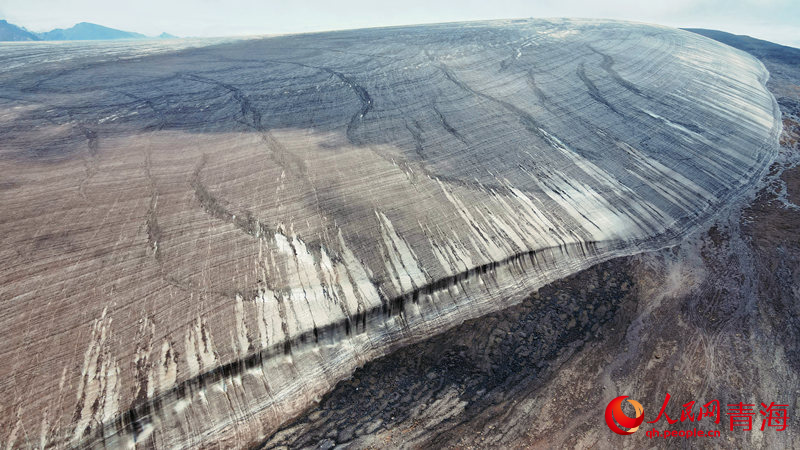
0,19,781,447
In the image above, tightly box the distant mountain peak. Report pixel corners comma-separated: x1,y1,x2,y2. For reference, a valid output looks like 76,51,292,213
0,18,41,41
37,22,147,40
0,19,179,42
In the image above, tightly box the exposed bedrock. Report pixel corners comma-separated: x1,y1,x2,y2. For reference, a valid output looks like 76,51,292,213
0,19,781,447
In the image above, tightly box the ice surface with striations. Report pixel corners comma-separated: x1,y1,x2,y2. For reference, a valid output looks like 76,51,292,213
0,18,780,448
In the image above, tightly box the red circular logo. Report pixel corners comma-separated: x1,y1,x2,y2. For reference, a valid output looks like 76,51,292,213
605,396,644,435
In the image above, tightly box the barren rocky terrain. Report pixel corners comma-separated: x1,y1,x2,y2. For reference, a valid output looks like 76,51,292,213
0,20,786,448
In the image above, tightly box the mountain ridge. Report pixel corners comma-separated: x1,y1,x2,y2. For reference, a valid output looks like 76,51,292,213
0,19,176,41
0,19,40,41
37,21,146,40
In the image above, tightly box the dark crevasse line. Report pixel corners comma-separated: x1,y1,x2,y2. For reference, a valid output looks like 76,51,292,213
83,238,606,447
321,67,374,144
576,62,624,117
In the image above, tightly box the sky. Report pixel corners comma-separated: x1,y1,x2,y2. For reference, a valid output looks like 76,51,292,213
2,0,798,47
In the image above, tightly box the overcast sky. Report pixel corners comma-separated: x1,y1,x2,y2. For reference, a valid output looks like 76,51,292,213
2,0,798,47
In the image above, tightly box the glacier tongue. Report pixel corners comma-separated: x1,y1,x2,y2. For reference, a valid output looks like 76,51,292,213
0,18,780,448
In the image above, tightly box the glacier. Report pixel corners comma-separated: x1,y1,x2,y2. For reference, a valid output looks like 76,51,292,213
0,18,781,447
